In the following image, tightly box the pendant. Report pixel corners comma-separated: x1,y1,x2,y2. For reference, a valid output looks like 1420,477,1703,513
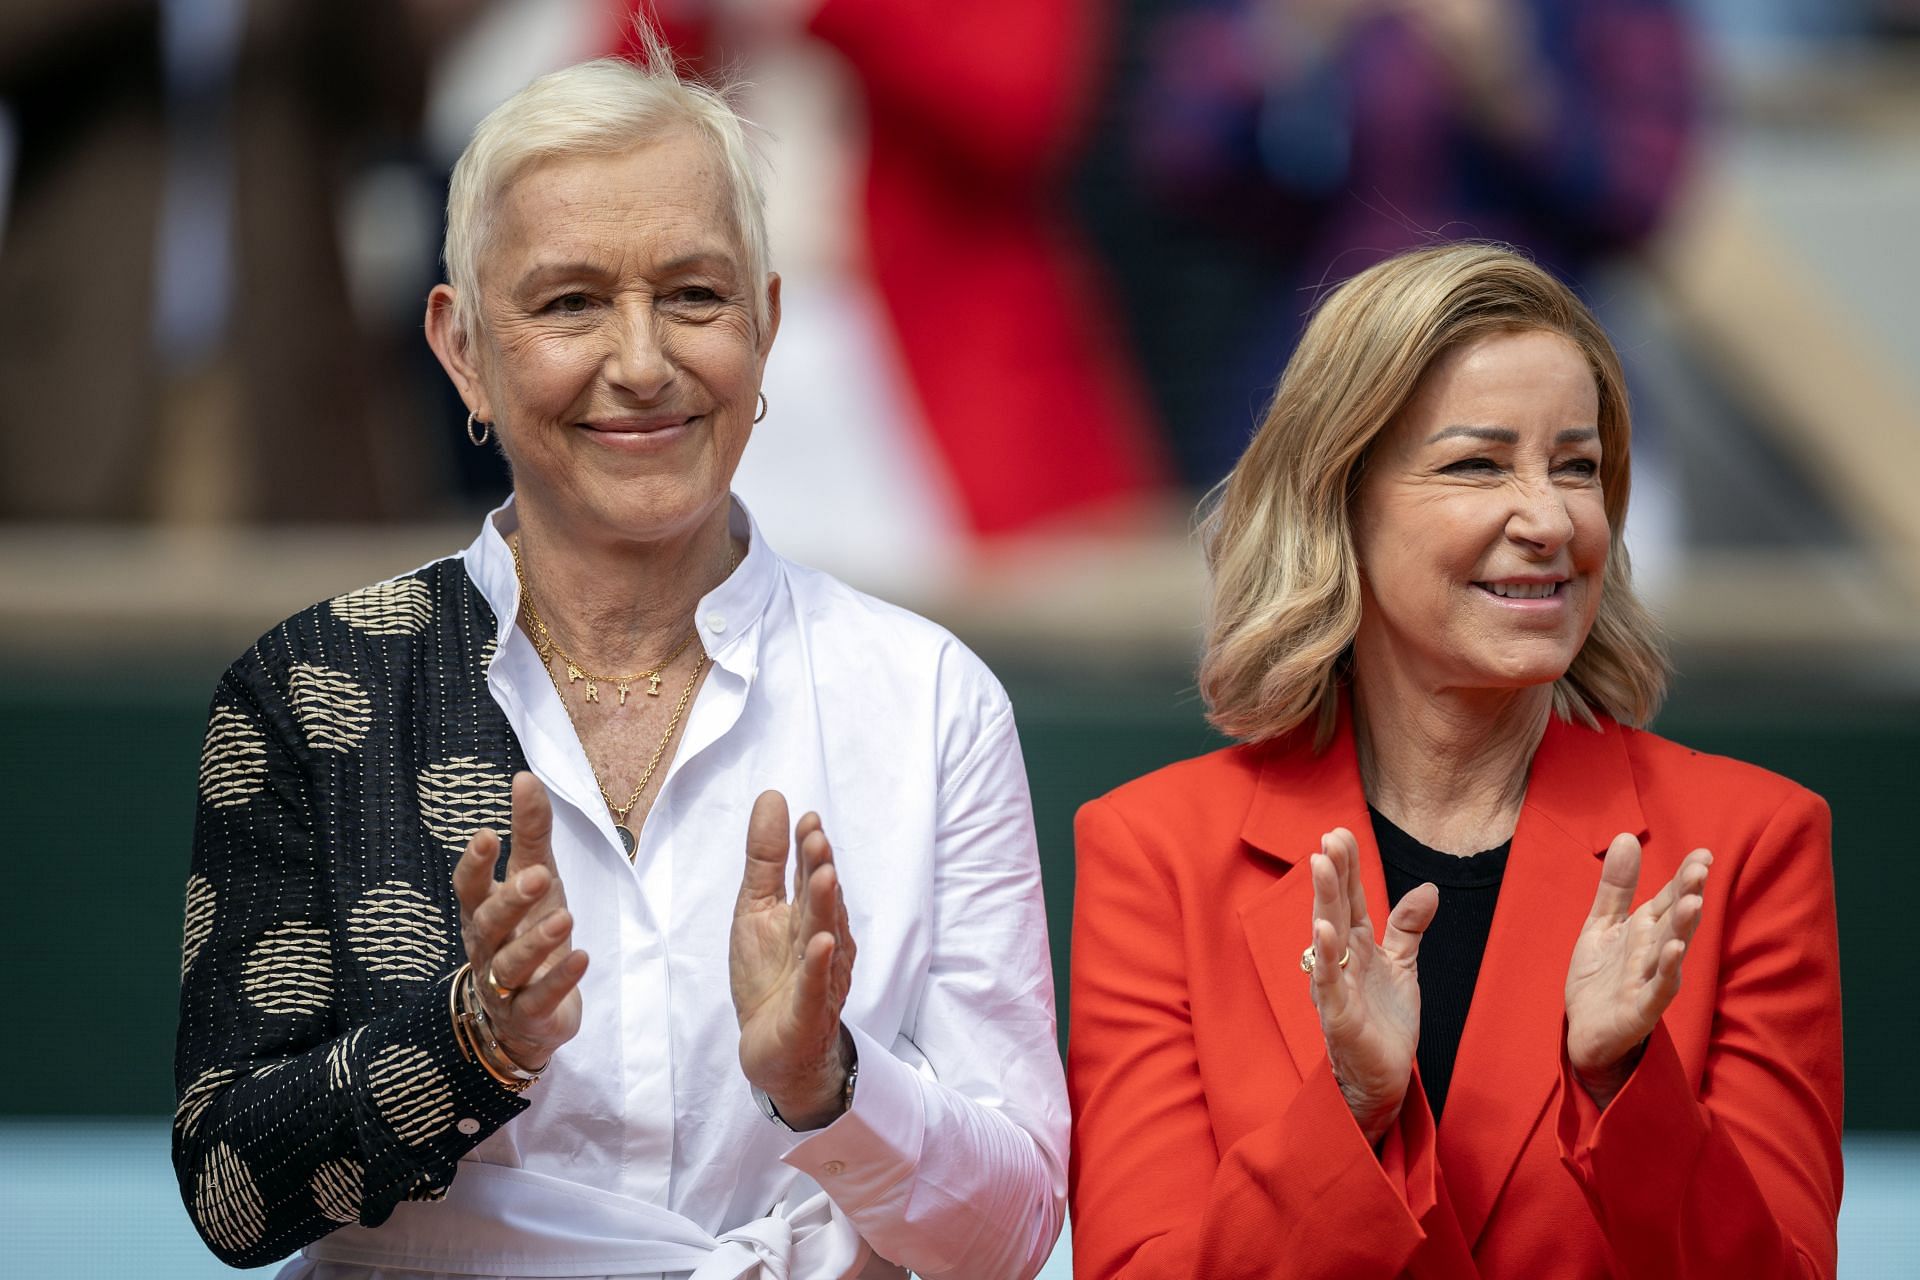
647,672,663,696
615,823,638,860
566,662,584,683
584,679,599,703
615,681,631,706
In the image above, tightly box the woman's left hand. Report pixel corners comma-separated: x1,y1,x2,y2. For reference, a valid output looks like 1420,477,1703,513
1564,834,1713,1107
730,790,859,1130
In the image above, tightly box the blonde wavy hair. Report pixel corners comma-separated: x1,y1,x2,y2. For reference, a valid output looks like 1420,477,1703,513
1198,243,1670,747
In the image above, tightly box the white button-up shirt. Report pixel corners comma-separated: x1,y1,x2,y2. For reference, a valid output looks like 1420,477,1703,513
298,496,1067,1280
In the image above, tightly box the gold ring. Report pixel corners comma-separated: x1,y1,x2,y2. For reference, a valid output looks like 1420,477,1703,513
1299,945,1353,975
486,965,515,1001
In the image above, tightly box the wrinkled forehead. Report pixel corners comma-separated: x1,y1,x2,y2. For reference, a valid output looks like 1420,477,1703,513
479,129,745,283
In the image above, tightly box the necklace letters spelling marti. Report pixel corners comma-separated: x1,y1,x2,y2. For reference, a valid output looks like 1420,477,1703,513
509,535,729,860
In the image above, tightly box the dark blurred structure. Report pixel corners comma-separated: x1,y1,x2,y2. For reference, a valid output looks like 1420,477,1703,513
1087,0,1697,488
0,0,462,524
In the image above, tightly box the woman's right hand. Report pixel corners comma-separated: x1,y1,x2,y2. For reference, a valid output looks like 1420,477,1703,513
453,771,588,1071
1307,827,1438,1145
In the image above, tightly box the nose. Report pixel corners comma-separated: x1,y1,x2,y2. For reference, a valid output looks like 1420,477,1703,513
1506,475,1575,555
603,301,674,402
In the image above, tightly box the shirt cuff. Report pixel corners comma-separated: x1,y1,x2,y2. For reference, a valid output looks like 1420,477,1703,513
780,1022,927,1211
347,969,531,1207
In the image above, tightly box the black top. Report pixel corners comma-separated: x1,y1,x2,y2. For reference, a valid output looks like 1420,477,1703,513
176,559,532,1265
1372,808,1511,1122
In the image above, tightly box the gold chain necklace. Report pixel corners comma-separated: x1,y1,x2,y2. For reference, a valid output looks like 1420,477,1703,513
511,539,699,706
508,534,732,860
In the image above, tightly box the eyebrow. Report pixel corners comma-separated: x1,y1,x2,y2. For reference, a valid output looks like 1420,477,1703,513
514,261,609,290
1425,425,1599,446
654,249,739,276
513,250,739,291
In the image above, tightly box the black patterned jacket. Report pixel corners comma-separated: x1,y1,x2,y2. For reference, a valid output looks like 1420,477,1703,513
175,559,534,1266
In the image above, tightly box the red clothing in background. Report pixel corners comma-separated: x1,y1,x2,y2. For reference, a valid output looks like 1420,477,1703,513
622,1,1165,537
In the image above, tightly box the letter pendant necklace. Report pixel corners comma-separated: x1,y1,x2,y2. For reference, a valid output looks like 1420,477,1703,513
536,617,697,706
509,535,727,861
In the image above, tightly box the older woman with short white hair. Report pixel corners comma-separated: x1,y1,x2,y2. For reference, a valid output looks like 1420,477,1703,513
174,42,1066,1280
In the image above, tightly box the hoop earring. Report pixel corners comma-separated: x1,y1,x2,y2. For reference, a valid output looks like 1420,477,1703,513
753,393,768,424
466,410,490,447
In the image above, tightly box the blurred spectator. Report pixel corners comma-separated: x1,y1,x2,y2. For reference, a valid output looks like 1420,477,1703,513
623,1,1169,589
1132,0,1699,489
0,1,465,523
0,2,168,520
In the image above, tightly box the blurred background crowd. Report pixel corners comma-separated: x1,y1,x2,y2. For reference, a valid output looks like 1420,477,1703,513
3,1,1917,1274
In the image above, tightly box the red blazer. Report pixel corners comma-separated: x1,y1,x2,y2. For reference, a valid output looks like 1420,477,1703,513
1069,708,1842,1279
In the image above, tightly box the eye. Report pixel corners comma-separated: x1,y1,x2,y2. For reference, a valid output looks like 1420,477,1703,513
666,286,727,313
1441,457,1500,475
1556,457,1601,479
548,293,592,315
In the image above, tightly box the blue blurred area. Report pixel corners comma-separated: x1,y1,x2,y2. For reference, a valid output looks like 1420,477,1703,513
2,1119,1913,1277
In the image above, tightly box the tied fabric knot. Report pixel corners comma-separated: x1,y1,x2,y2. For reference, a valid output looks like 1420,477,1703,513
695,1214,794,1279
690,1189,860,1280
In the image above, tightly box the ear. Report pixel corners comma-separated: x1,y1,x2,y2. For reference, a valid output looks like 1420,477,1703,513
424,285,492,420
756,272,782,361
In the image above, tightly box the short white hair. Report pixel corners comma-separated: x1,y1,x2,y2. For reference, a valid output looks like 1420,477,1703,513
442,37,771,340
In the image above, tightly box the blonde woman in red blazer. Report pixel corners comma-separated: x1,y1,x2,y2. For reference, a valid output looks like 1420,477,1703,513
1069,244,1842,1279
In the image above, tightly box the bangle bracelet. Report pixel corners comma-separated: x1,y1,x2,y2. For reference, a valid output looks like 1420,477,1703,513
449,962,544,1093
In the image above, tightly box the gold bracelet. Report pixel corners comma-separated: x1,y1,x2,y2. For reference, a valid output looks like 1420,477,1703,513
449,963,544,1093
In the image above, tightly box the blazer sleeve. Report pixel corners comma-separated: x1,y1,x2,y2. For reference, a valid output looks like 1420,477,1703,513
1552,786,1843,1279
1068,797,1478,1280
173,660,526,1267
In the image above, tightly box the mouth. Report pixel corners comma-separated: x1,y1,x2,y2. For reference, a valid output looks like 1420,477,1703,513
579,414,698,435
575,415,702,451
1474,579,1566,601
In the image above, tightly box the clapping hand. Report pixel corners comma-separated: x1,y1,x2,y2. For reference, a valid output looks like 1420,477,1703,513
453,772,588,1071
730,791,858,1130
1564,834,1713,1108
1307,828,1439,1145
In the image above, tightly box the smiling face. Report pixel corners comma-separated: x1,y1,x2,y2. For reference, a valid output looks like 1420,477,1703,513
433,128,779,549
1350,328,1610,699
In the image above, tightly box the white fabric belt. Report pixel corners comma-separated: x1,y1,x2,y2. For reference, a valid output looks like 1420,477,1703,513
301,1161,867,1279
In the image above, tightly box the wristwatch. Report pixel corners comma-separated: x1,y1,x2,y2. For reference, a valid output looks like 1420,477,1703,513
753,1026,859,1132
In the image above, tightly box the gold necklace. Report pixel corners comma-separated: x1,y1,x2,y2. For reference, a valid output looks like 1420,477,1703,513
535,616,696,704
561,653,705,860
510,538,699,706
509,534,731,860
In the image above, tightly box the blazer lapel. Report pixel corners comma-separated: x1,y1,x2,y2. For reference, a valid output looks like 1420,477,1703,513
1437,715,1647,1247
1236,715,1391,1083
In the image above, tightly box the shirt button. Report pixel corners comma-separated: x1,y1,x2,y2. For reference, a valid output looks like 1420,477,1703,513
457,1118,481,1136
822,1160,845,1176
704,613,726,634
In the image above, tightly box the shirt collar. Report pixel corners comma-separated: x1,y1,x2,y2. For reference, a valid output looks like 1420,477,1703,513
463,492,779,681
